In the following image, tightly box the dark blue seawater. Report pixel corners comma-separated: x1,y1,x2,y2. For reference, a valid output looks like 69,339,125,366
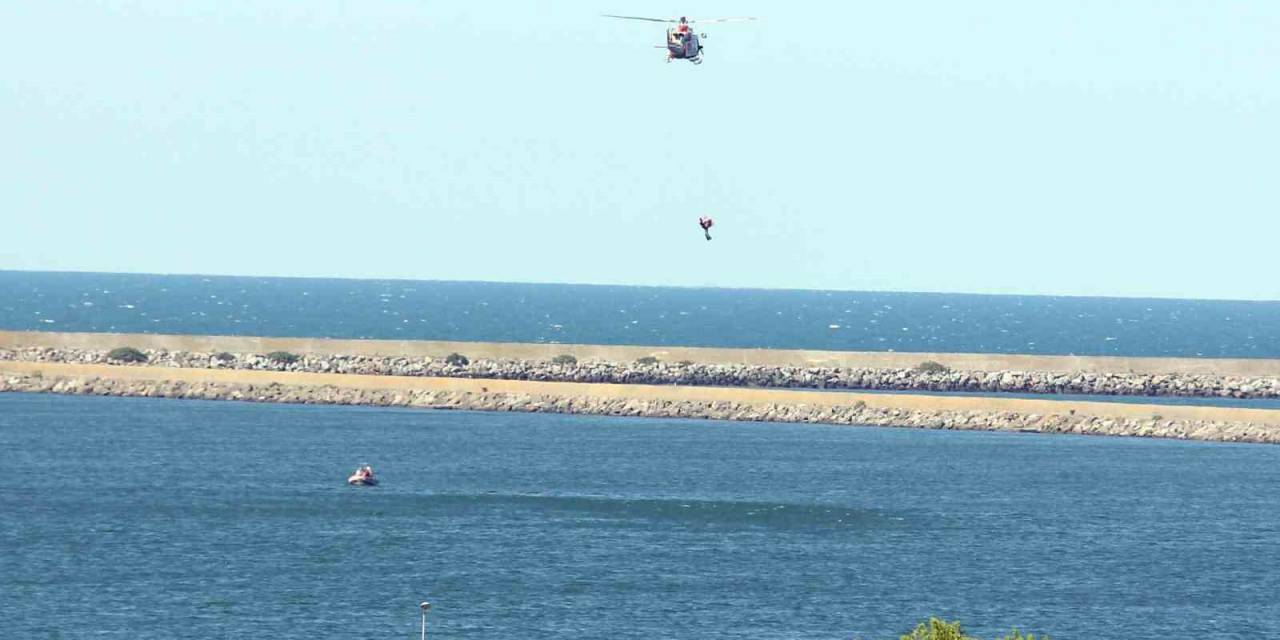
2,393,1278,639
4,270,1280,357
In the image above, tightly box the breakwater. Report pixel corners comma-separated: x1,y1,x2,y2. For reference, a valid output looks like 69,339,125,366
5,330,1280,375
5,345,1280,400
4,361,1280,444
4,330,1280,444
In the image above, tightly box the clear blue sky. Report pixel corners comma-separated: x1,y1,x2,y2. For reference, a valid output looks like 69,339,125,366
3,2,1277,300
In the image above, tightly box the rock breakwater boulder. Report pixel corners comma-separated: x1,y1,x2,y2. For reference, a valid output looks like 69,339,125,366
4,346,1280,400
2,371,1278,445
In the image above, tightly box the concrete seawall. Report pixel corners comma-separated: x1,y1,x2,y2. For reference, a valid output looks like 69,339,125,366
4,330,1280,376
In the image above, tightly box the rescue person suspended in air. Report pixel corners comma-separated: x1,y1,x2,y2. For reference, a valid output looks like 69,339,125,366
698,216,714,241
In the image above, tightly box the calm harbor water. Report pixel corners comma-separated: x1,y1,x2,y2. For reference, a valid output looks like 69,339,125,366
4,270,1280,357
3,393,1278,639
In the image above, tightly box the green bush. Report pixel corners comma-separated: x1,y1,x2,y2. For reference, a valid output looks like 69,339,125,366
445,353,469,367
895,618,1049,640
900,618,974,640
106,347,148,363
676,359,694,367
914,360,950,374
266,351,300,365
551,354,578,366
635,356,660,366
212,352,235,362
998,631,1047,640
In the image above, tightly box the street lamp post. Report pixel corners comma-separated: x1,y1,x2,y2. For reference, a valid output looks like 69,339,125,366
420,602,432,640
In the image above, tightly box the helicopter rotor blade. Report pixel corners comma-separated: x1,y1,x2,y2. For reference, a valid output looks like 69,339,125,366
688,17,758,24
601,14,677,23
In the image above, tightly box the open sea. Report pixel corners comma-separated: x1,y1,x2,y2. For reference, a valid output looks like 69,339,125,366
3,271,1280,639
3,270,1280,357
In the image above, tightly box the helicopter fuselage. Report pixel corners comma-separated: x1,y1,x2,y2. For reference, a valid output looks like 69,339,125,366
666,28,703,64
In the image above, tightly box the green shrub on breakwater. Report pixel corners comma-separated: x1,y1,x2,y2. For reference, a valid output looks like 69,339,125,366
551,354,578,366
266,351,300,365
894,617,1049,640
635,356,660,366
445,353,469,367
914,360,950,374
107,347,148,363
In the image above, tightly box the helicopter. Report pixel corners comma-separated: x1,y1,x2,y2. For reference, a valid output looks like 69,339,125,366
602,14,757,64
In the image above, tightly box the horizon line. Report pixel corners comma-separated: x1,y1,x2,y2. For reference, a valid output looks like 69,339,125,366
2,267,1278,305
